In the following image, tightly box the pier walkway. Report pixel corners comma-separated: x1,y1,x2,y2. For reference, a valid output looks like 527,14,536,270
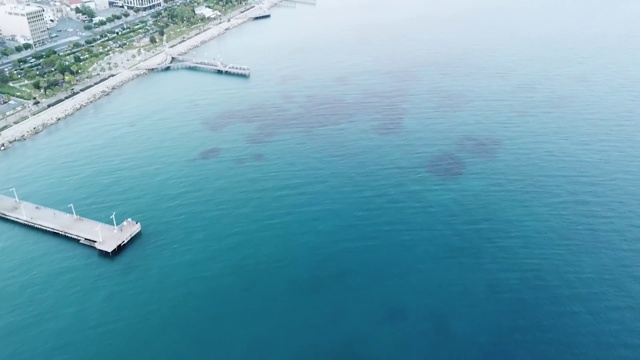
277,0,317,7
145,55,250,77
0,193,141,255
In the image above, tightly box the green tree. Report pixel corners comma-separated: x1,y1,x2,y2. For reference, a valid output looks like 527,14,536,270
25,71,37,80
84,24,93,30
41,54,60,69
121,11,130,18
112,14,122,20
70,65,79,75
1,48,13,57
64,74,75,84
72,42,83,49
106,16,115,23
149,35,157,44
32,80,41,90
46,78,59,90
85,38,95,45
22,43,33,50
73,54,82,63
0,72,9,84
15,45,24,52
55,61,71,75
78,4,96,19
158,28,165,36
33,52,44,60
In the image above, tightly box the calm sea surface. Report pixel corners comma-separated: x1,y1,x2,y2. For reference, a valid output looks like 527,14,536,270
1,0,640,359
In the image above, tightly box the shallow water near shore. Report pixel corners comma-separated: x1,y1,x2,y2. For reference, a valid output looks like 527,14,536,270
2,0,640,359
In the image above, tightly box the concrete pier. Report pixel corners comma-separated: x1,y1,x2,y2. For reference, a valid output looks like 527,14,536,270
277,0,316,6
146,56,250,77
0,193,141,255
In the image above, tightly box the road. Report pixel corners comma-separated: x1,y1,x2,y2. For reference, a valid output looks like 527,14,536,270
0,10,159,70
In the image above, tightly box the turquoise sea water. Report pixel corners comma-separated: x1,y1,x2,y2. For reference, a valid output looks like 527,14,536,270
2,0,640,358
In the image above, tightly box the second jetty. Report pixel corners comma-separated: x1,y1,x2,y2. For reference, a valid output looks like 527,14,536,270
146,56,251,77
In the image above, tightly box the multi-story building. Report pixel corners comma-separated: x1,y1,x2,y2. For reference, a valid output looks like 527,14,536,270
0,4,49,46
27,2,65,28
122,0,161,12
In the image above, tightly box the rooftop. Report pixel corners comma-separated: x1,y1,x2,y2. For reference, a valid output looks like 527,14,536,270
0,4,45,13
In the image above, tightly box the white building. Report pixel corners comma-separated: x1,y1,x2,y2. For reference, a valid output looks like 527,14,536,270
27,2,65,28
122,0,160,11
195,6,220,19
0,4,49,46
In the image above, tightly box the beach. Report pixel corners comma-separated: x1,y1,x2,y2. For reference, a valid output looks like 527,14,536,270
0,1,280,151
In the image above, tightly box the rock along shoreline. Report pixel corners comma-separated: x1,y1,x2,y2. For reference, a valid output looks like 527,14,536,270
0,0,282,152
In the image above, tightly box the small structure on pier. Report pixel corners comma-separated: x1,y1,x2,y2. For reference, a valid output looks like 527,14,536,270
147,55,250,77
0,190,141,256
276,0,317,7
251,8,271,20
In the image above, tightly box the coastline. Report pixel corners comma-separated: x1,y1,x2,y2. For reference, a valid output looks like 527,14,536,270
0,1,281,151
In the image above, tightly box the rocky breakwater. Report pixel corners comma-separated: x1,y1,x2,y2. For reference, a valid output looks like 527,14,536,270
169,0,284,56
170,18,251,57
0,70,146,150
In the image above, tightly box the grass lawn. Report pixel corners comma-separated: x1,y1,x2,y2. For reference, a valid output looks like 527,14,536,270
225,3,246,14
166,23,206,43
0,83,33,100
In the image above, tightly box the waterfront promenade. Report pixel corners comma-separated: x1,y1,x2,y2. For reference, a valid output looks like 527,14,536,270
0,193,141,255
0,0,284,151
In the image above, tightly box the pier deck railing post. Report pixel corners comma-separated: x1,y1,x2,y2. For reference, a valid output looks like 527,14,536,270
68,204,77,219
9,188,19,203
96,225,103,243
110,212,117,232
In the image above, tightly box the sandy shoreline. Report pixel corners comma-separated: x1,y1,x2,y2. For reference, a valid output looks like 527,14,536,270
0,1,281,151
